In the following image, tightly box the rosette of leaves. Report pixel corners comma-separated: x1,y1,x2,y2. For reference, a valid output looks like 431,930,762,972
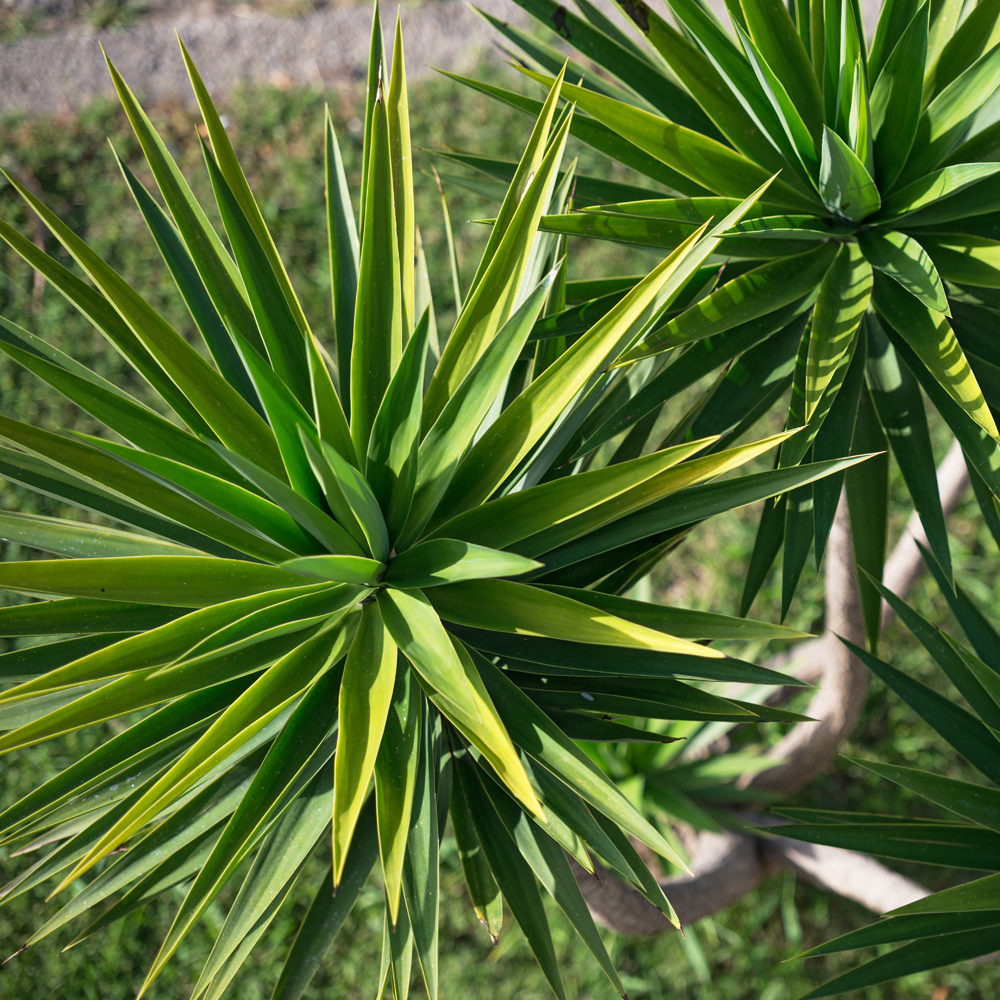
448,0,1000,638
774,554,1000,995
0,9,867,1000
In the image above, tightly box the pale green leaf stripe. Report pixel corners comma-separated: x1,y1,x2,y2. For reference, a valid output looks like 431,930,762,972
869,2,927,190
194,769,332,1000
538,585,810,641
162,587,362,671
298,432,369,555
481,770,626,997
0,556,306,608
306,332,358,469
210,443,367,557
515,431,794,559
0,585,335,706
226,326,324,507
385,539,540,590
878,163,1000,222
0,683,231,837
1,171,286,480
28,755,252,946
366,308,429,541
387,14,415,340
178,38,314,341
422,98,571,430
433,224,717,526
401,707,439,1000
462,65,565,300
374,662,420,924
805,241,873,421
431,435,714,550
453,753,566,1000
449,773,502,941
114,150,261,413
819,126,881,222
516,69,813,209
61,622,347,899
0,417,290,564
427,579,724,659
318,439,390,562
333,603,397,884
0,512,201,559
376,588,543,818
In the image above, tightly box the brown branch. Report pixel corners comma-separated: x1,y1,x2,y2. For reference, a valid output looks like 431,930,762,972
574,439,971,934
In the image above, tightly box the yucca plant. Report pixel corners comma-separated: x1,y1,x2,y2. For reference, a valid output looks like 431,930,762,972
0,8,868,999
775,554,1000,995
450,0,1000,636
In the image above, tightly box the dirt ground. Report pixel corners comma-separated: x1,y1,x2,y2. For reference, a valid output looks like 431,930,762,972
0,0,527,114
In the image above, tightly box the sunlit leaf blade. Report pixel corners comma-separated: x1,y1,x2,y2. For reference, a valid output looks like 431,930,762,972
399,269,556,546
367,309,430,541
374,661,420,924
178,37,313,343
200,140,312,409
805,241,872,420
325,109,360,413
818,126,880,222
871,274,998,439
352,79,402,459
620,243,837,363
333,603,397,885
859,230,949,315
866,316,952,579
1,172,285,479
376,588,542,819
194,765,332,999
422,78,570,428
386,539,540,589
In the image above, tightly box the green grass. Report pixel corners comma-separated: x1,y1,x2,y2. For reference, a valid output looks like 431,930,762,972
1,61,999,999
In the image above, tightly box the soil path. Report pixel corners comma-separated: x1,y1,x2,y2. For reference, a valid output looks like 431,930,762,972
0,0,527,115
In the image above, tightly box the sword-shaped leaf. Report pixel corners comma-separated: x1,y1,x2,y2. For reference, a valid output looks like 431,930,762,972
325,109,360,411
269,798,378,1000
1,171,285,478
351,79,402,459
367,309,429,541
386,539,540,590
333,603,397,884
805,241,872,421
376,588,542,819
